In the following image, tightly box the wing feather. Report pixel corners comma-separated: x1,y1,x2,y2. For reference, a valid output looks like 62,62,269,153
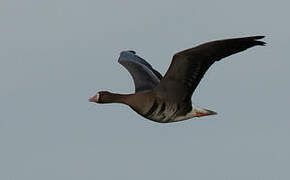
118,51,163,92
155,36,265,101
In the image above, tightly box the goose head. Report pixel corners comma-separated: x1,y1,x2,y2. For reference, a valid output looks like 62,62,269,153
89,91,112,104
89,91,131,104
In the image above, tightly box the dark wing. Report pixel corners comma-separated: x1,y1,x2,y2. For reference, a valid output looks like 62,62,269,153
118,51,163,92
155,36,265,102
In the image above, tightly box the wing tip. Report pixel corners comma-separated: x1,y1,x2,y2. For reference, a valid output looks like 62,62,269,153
118,50,137,64
128,50,136,54
253,35,265,39
252,35,266,46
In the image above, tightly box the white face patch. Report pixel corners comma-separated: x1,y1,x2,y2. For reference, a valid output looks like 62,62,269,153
95,93,100,102
89,93,100,103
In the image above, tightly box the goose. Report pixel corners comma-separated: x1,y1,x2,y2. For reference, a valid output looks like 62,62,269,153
89,36,265,123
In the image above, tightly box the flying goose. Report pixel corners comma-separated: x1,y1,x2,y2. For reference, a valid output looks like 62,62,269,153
89,36,265,123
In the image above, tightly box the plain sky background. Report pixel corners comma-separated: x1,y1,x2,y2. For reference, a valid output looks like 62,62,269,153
0,0,289,179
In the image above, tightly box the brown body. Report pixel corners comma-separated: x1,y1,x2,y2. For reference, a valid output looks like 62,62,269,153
91,90,214,123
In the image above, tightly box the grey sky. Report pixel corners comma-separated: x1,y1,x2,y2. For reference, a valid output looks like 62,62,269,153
0,0,289,179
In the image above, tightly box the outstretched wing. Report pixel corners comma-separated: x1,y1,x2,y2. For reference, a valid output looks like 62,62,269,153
118,50,163,92
155,36,266,102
